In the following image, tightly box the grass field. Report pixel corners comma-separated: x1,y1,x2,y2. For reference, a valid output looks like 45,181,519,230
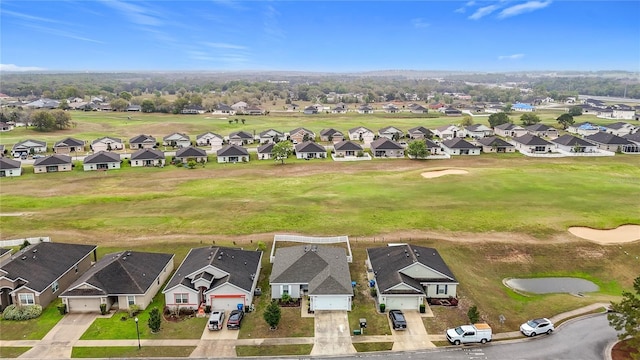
0,299,64,340
71,346,195,358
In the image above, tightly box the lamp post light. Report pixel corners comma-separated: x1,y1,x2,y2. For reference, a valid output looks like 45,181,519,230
135,317,141,350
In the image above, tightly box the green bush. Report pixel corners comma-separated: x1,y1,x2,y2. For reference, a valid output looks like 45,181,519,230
2,304,43,320
281,294,291,304
468,305,480,324
100,303,107,315
128,304,140,318
148,307,162,333
370,288,377,297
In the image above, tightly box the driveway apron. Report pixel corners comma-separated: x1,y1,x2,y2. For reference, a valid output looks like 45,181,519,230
391,310,435,351
310,310,356,356
19,313,97,359
190,323,239,358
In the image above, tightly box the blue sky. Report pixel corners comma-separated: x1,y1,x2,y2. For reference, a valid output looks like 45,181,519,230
1,1,639,72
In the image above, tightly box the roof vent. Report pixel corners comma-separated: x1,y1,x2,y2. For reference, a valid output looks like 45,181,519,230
406,253,410,257
32,249,38,253
250,273,255,280
244,261,247,265
21,256,27,260
127,252,131,256
218,255,222,260
416,253,420,257
122,257,127,260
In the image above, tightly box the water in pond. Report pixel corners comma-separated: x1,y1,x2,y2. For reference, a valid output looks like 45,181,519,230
505,277,599,294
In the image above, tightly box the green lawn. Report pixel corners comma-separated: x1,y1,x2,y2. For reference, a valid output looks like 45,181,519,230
71,346,195,358
0,347,31,358
0,299,64,340
352,342,394,352
235,344,313,356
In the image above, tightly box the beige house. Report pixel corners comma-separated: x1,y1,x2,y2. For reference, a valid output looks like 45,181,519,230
54,138,85,154
33,155,73,174
289,128,315,144
91,137,124,152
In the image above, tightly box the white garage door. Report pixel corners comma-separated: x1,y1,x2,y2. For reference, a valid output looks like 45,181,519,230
68,298,102,313
312,296,350,311
384,296,419,310
210,295,245,311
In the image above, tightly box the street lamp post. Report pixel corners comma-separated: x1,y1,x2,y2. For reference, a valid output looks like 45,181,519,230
135,317,141,350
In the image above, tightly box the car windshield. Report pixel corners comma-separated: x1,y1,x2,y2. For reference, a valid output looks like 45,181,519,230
527,320,539,327
230,312,240,320
454,327,464,335
392,312,405,321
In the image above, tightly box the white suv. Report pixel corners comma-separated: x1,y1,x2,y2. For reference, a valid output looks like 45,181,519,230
208,310,225,331
520,318,554,337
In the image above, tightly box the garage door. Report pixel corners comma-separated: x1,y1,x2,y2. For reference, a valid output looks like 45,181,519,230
384,296,419,310
68,298,102,313
312,296,350,311
210,295,245,311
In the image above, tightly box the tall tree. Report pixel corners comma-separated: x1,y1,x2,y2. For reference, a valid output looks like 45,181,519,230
568,106,583,116
30,111,56,132
119,91,132,101
461,115,473,127
488,113,510,128
520,113,541,126
141,99,156,113
407,140,428,159
263,300,281,329
50,109,72,130
110,98,129,112
272,140,293,165
608,276,640,359
556,113,575,129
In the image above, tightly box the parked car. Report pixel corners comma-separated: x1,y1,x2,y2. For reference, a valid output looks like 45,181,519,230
389,310,407,330
32,154,44,159
446,323,492,345
226,309,244,329
520,318,554,337
208,310,225,331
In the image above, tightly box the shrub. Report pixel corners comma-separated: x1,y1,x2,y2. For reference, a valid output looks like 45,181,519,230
263,300,281,329
100,303,107,315
468,305,480,323
281,294,291,304
58,304,67,315
128,304,140,318
370,288,377,297
379,303,386,313
3,304,43,320
148,307,162,333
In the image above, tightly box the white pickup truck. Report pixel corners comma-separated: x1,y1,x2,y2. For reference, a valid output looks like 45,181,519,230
446,323,492,345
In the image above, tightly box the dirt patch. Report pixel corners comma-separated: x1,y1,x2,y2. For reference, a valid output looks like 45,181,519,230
486,249,533,263
575,247,607,259
420,169,468,179
568,225,640,245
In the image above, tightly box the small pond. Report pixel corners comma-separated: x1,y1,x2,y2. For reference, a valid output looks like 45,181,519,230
505,277,599,294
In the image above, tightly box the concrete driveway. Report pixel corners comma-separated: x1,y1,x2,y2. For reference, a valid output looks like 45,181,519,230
390,310,435,351
19,313,97,359
310,310,356,356
190,321,239,358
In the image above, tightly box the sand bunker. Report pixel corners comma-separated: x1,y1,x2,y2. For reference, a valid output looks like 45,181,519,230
421,169,469,179
568,225,640,245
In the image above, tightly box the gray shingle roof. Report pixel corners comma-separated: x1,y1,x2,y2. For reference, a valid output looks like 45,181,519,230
320,128,342,137
257,143,274,154
295,141,326,153
84,151,121,164
131,148,165,160
370,138,403,150
334,140,363,151
129,134,156,144
408,126,432,136
512,134,552,146
270,245,353,296
551,134,594,147
425,139,440,148
217,144,249,156
623,132,640,143
585,132,631,145
494,123,521,131
91,137,122,145
229,131,253,139
0,157,22,169
34,154,72,166
348,126,373,135
54,137,85,147
442,138,476,149
477,136,514,147
526,124,554,132
176,146,207,158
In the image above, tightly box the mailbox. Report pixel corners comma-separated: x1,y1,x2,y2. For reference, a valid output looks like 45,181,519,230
359,318,367,328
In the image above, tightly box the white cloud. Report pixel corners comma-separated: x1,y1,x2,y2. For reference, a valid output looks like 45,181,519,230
2,9,66,24
99,0,164,26
498,1,552,19
411,18,429,28
455,1,476,13
0,64,46,72
23,23,104,43
263,5,285,42
498,53,525,60
469,4,500,20
202,42,247,50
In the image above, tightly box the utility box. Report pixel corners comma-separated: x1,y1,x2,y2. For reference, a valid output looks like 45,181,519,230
359,318,367,328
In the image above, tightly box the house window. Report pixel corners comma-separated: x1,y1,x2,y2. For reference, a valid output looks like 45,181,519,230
127,296,136,306
436,285,448,295
282,285,289,296
52,281,59,293
19,293,35,305
175,293,189,304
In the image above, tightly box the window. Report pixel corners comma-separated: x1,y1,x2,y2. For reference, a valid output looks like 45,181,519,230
436,285,448,295
127,296,136,306
19,293,35,305
282,285,289,296
175,293,189,304
52,281,59,293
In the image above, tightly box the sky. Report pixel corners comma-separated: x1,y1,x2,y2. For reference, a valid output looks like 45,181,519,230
1,0,639,73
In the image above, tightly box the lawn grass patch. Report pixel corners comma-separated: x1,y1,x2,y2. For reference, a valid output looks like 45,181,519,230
0,299,64,340
71,346,195,358
0,347,31,358
235,344,312,357
352,342,394,352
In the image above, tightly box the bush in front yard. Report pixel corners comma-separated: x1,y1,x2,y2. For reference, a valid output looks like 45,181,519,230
2,304,43,320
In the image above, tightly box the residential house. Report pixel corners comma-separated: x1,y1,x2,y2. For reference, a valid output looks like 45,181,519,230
357,104,374,114
303,106,319,115
257,143,274,160
196,132,224,149
129,135,156,150
585,132,637,153
425,139,444,155
162,246,262,312
212,103,236,116
0,248,11,262
551,134,598,153
130,149,165,167
319,128,344,143
126,105,141,112
566,122,607,136
383,104,400,113
83,151,121,171
526,124,558,138
25,98,60,109
91,137,124,152
370,138,404,158
441,138,480,155
33,155,73,174
493,123,527,138
0,144,4,157
428,102,445,110
407,126,433,140
477,136,515,153
348,126,375,144
270,245,353,311
434,125,462,140
242,105,266,115
623,132,640,146
11,140,47,157
612,108,636,120
378,126,404,140
289,128,315,144
163,133,191,148
366,244,458,310
604,122,637,137
0,157,22,177
331,105,348,114
216,144,249,163
228,131,254,146
409,104,429,114
60,251,174,313
464,124,493,139
259,129,284,144
181,105,206,114
54,138,85,155
485,104,504,113
512,103,535,112
333,140,363,157
0,122,14,132
0,242,97,310
175,146,208,164
295,141,326,159
231,101,248,112
442,107,462,116
512,134,555,154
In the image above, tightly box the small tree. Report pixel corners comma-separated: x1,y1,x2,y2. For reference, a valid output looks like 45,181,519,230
520,113,541,126
557,113,575,129
187,159,197,169
264,300,281,329
148,307,162,333
20,240,31,250
568,106,583,117
461,115,473,127
468,305,480,323
608,276,640,359
407,140,428,159
272,140,293,165
488,113,510,128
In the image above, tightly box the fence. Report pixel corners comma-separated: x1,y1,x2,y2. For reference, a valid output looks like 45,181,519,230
0,237,50,247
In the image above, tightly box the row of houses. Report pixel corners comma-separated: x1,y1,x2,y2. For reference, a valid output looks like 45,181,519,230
0,239,457,314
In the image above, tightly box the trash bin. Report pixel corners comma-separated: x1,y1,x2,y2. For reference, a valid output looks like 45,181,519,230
353,329,361,335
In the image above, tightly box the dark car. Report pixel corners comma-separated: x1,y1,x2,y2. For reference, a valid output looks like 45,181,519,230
226,310,244,329
389,310,407,330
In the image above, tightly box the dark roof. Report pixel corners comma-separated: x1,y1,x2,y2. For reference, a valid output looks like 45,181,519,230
425,139,440,148
259,129,284,138
379,126,403,134
526,124,555,132
163,246,262,293
229,131,253,139
217,144,249,156
61,251,173,297
370,138,403,150
196,132,222,140
320,128,343,137
442,138,477,149
295,141,326,153
92,137,122,145
477,136,514,147
551,134,594,147
334,140,363,151
623,132,640,143
0,242,96,293
465,124,490,132
163,132,189,141
367,245,457,295
84,151,121,164
585,132,631,145
34,154,72,166
13,139,46,148
54,137,85,147
494,123,521,130
270,245,353,296
606,122,632,130
257,143,274,153
175,146,207,158
0,157,21,169
130,134,156,144
408,126,432,135
512,134,553,146
131,148,165,160
289,127,314,136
